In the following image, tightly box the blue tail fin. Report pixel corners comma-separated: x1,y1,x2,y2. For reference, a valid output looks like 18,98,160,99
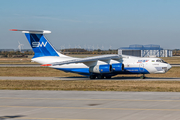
10,29,59,58
25,33,59,58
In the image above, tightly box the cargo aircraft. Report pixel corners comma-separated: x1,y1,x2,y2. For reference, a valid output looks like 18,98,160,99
10,29,172,79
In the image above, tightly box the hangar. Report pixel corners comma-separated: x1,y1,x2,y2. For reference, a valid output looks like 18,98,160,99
118,44,172,57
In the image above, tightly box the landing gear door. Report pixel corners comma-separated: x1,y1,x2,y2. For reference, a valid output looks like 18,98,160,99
139,63,144,73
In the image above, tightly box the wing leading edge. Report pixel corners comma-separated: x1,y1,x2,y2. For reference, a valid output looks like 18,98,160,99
48,54,122,66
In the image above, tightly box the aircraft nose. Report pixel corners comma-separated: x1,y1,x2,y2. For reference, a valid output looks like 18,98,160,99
167,64,172,70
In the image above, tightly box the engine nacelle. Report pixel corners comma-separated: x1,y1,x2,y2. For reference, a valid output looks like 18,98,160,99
111,63,124,72
89,64,112,74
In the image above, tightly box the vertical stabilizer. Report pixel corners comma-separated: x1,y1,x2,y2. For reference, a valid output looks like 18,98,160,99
10,29,62,58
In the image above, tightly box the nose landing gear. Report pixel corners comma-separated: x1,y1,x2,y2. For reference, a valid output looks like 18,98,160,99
140,74,146,79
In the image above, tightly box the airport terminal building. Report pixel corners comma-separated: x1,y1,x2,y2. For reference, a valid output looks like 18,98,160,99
118,44,172,57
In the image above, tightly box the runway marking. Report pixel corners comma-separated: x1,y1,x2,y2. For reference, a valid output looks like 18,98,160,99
1,106,180,111
0,97,180,102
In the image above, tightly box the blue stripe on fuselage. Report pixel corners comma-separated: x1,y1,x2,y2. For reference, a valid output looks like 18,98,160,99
122,67,149,74
55,68,90,74
55,67,149,75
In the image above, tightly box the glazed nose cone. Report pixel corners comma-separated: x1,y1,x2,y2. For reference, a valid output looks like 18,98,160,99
167,64,172,70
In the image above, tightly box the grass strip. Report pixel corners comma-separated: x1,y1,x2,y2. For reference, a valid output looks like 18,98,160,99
0,67,180,78
0,67,82,77
1,80,180,92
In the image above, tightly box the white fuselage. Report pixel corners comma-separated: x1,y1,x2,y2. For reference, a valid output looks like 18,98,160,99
32,55,172,76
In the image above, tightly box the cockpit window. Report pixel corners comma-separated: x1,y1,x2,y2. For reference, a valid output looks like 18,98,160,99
156,59,167,63
156,60,162,62
162,60,167,63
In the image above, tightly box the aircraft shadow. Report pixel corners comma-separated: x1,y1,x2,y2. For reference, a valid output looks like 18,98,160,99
0,115,25,120
55,76,180,80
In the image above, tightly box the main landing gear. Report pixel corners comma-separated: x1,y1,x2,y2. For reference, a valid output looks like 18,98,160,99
140,74,146,79
97,75,104,79
90,75,112,79
90,75,96,79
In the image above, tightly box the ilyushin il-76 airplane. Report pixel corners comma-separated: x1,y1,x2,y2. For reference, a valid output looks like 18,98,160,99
10,29,172,79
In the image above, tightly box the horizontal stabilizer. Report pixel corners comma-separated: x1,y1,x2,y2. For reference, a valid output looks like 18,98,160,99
10,29,51,34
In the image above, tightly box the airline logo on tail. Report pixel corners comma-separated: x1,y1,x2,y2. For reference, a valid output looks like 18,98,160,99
32,42,47,48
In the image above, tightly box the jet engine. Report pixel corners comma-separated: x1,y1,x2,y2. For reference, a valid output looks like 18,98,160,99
111,63,124,72
89,63,124,74
89,64,112,74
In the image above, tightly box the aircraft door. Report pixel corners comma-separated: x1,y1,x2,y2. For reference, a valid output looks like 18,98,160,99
139,63,144,73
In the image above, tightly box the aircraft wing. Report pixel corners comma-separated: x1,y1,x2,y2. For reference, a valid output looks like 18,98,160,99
49,54,122,66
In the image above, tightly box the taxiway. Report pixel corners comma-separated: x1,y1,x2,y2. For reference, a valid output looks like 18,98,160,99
0,76,180,81
1,90,180,120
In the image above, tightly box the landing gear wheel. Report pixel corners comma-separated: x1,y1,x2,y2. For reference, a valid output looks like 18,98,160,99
105,76,112,79
90,75,96,79
97,75,104,79
140,74,146,79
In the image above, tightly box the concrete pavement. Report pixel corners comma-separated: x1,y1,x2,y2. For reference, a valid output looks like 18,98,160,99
1,90,180,120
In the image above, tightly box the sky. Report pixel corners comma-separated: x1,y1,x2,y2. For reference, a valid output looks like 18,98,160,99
1,0,180,50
